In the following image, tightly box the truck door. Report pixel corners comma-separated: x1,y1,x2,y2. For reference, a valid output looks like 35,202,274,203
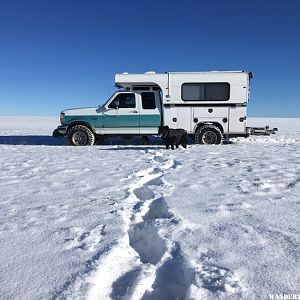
102,92,139,134
139,92,161,134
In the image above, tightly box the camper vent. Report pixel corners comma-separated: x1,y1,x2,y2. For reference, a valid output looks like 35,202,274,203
132,86,150,91
144,71,156,74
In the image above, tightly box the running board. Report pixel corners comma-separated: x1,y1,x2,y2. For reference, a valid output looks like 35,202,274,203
247,126,278,136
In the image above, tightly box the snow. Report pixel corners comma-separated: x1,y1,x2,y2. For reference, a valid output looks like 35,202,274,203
0,116,299,300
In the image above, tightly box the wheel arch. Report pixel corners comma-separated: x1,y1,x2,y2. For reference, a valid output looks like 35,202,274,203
67,121,95,133
194,122,224,134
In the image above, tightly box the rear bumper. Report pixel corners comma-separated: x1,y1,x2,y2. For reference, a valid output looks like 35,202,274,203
52,125,67,137
246,126,278,136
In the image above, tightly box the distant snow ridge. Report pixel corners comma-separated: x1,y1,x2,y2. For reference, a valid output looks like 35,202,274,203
82,149,248,300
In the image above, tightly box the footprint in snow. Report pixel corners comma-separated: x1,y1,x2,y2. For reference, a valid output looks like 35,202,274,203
64,225,105,252
110,267,142,299
196,263,245,295
128,221,166,265
133,186,156,201
142,244,192,300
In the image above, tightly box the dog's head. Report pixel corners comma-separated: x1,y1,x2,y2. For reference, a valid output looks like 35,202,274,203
158,125,169,137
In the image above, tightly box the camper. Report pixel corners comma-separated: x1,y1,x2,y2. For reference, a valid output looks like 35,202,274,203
53,71,277,145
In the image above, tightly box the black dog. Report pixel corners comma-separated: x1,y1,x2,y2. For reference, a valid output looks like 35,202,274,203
158,126,188,150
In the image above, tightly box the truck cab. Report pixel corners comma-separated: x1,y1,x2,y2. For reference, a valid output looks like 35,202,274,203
99,89,162,135
54,88,162,146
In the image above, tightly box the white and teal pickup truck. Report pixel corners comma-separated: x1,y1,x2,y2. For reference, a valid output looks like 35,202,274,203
53,71,277,146
53,90,162,146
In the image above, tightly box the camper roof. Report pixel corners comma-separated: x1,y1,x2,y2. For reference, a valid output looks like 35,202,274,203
115,71,252,89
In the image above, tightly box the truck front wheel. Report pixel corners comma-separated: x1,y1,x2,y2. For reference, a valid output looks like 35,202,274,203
67,125,95,146
195,125,222,145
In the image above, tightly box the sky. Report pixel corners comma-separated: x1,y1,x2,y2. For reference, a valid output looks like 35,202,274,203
0,0,299,117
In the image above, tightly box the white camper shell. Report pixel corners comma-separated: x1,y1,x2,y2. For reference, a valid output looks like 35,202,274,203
115,71,251,138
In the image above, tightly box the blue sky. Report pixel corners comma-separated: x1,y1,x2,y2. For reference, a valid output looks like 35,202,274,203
0,0,299,117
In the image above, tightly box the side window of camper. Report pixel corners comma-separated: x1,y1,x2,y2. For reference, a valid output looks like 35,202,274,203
141,92,156,109
108,93,136,108
182,84,205,100
205,83,230,101
181,83,230,101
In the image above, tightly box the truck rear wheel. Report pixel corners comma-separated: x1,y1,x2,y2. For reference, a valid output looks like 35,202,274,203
67,125,95,146
195,124,222,145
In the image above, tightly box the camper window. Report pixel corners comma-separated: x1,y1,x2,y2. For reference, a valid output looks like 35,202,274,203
182,83,230,101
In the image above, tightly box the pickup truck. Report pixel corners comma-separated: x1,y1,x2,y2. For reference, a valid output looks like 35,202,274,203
53,90,162,146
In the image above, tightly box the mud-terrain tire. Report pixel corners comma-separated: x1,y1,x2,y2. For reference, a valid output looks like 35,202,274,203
195,124,222,145
67,125,95,146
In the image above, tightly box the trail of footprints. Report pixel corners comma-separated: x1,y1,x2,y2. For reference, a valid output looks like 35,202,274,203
61,150,247,299
106,152,191,299
109,150,246,300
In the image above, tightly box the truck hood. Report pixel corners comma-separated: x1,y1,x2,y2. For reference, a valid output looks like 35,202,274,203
62,107,101,115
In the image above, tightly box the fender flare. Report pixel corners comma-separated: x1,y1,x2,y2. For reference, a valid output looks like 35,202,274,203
67,121,95,134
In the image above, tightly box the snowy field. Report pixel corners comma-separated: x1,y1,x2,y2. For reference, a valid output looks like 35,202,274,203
0,116,299,300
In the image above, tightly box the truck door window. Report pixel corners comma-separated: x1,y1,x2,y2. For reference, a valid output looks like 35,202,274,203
108,93,135,108
141,92,156,109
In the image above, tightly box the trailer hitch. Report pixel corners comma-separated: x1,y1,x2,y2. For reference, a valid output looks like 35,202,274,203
247,126,278,136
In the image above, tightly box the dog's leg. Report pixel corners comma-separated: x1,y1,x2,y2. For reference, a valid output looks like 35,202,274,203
166,143,170,150
176,144,179,148
171,137,176,150
181,134,188,149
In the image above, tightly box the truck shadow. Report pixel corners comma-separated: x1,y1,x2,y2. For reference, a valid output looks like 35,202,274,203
0,135,166,147
0,135,233,147
0,135,66,146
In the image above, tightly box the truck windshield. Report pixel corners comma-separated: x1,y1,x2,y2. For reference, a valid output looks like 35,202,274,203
100,92,118,107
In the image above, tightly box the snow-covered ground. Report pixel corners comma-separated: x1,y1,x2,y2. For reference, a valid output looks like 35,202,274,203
0,116,299,300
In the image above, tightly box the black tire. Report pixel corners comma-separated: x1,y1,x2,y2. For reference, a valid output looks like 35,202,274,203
195,124,222,145
67,125,95,146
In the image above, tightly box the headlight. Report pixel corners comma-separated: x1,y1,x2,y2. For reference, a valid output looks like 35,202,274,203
60,112,65,124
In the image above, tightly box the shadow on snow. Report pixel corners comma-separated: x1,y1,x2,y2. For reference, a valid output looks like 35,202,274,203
0,135,66,146
0,135,167,147
0,135,234,147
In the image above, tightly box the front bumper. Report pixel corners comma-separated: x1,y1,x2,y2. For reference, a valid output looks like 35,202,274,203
52,125,67,137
